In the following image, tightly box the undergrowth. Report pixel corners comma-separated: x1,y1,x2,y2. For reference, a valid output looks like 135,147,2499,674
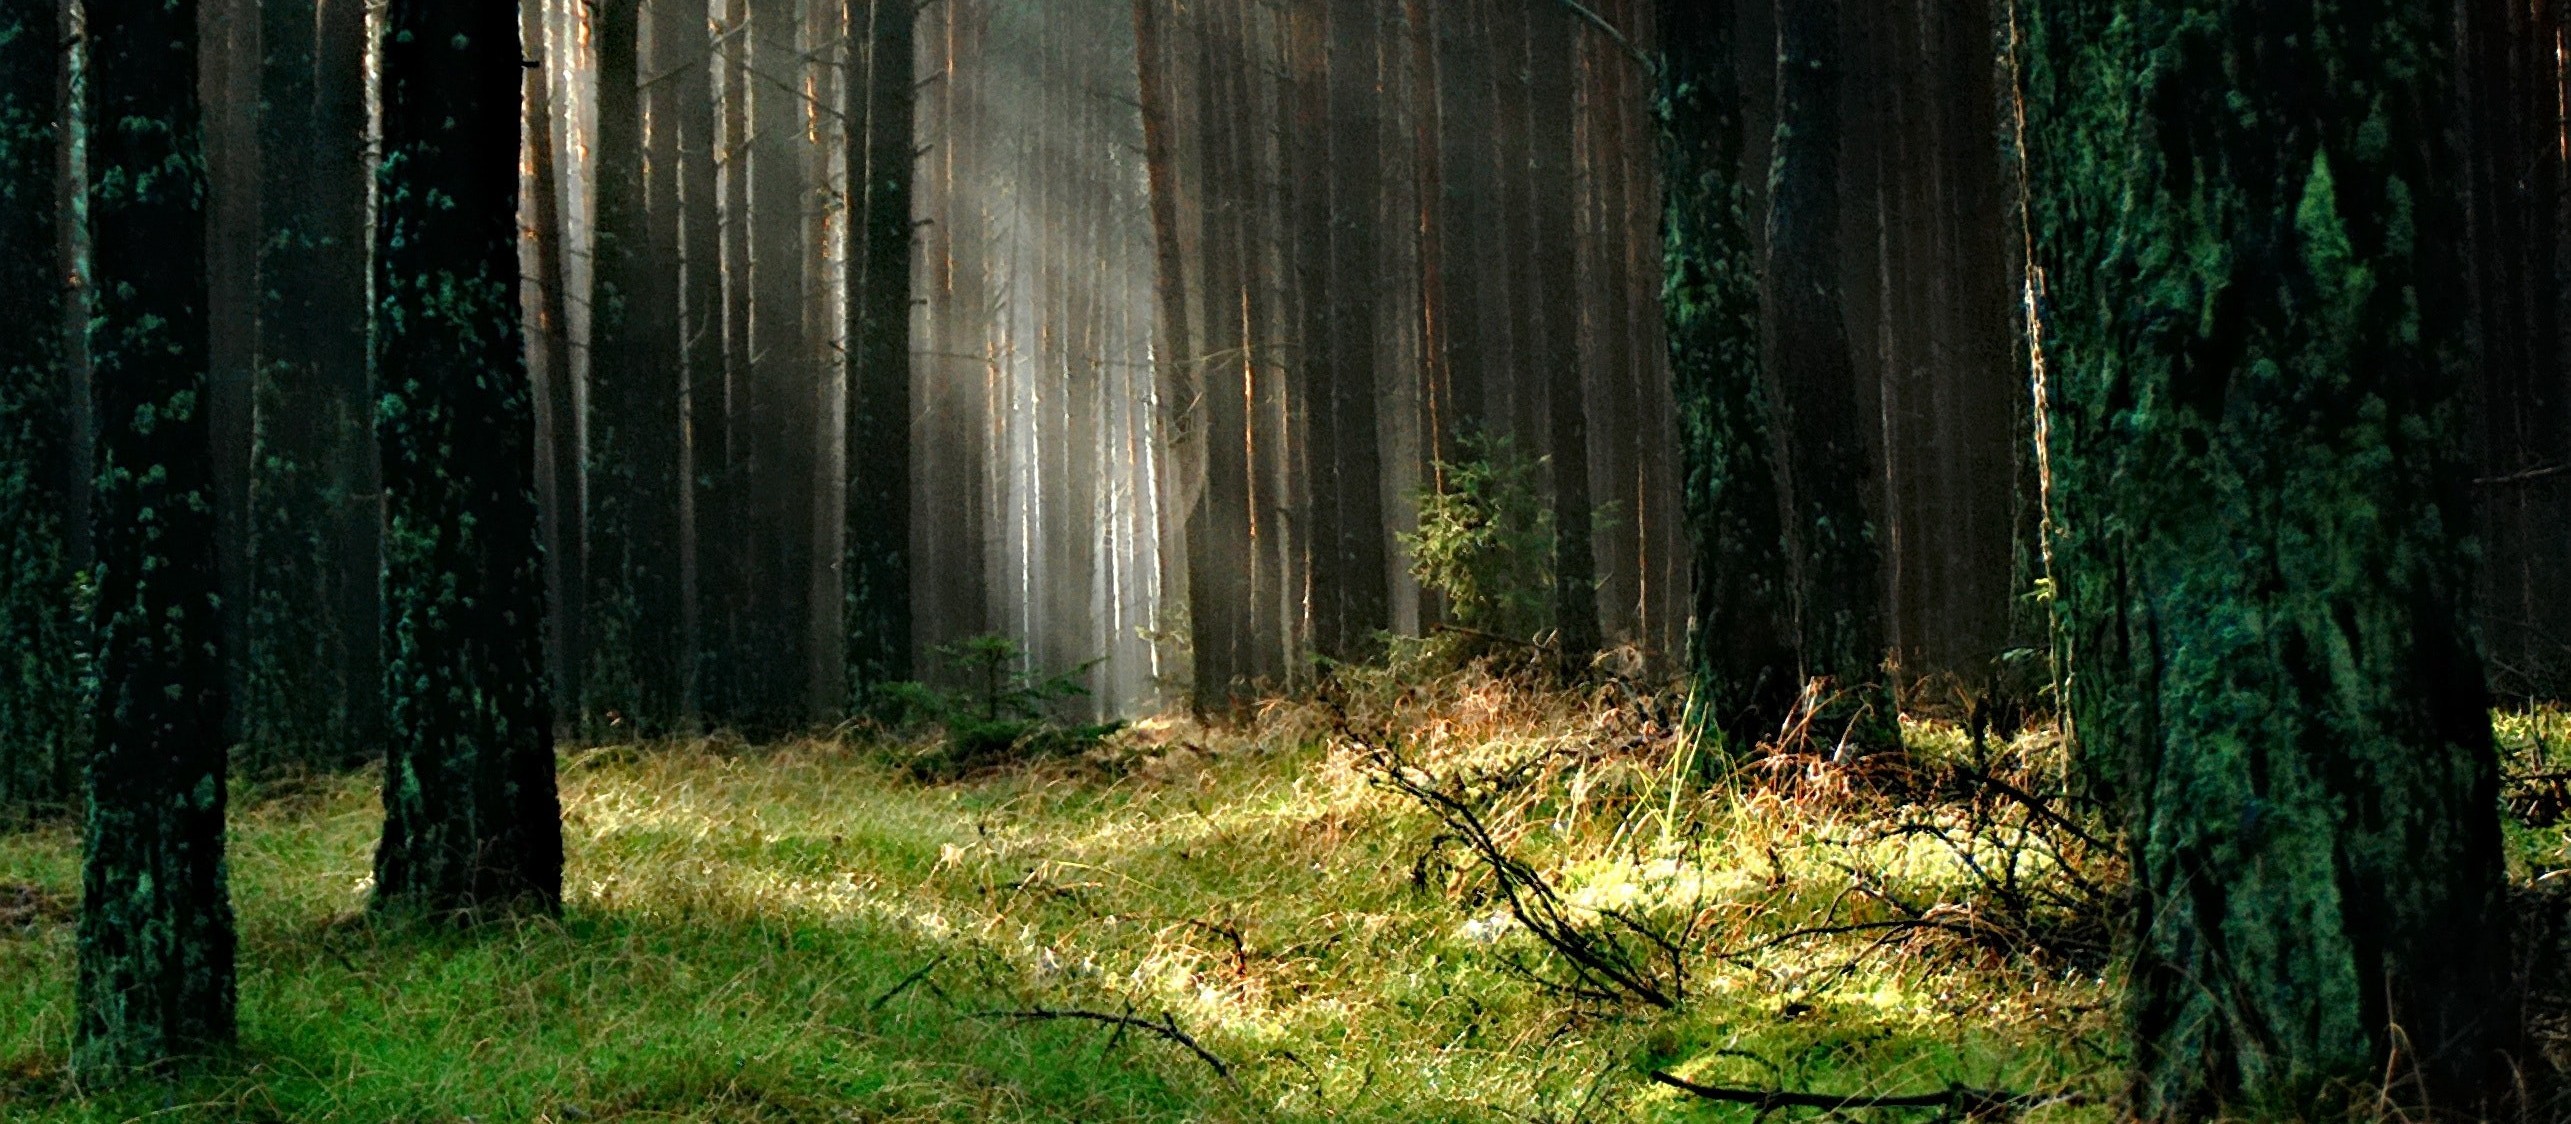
41,653,2565,1119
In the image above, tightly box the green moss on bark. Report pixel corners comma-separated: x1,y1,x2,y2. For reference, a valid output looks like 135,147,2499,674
1658,0,1796,752
0,2,87,816
75,0,237,1077
2019,0,2513,1114
371,0,562,916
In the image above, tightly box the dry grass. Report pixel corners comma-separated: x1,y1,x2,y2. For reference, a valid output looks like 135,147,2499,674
0,656,2132,1121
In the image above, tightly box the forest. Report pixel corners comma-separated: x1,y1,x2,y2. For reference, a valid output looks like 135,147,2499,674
3,0,2570,1120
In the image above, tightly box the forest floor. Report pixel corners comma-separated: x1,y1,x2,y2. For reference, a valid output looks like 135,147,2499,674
2,654,2565,1122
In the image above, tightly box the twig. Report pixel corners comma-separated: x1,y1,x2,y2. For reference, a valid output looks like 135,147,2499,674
1549,0,1655,75
974,1007,1239,1088
869,955,947,1010
2475,462,2571,487
1648,1070,2083,1114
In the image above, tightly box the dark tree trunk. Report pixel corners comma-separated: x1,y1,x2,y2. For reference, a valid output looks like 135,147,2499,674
0,0,85,815
1763,0,1892,748
246,0,377,771
586,0,686,733
1529,0,1594,666
844,0,914,699
200,0,254,752
1312,0,1387,660
737,0,813,730
2021,0,2515,1113
1658,0,1795,750
521,0,581,730
677,0,722,723
76,0,237,1074
371,0,562,916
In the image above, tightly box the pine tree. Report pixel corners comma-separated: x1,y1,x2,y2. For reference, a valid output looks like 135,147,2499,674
2020,0,2514,1113
844,0,915,700
75,0,237,1075
1657,0,1795,750
372,0,562,915
1762,0,1892,749
246,0,378,771
0,0,84,815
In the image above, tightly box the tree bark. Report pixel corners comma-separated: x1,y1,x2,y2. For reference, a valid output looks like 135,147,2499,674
1530,0,1594,665
0,0,85,815
76,0,237,1074
247,0,378,770
586,0,687,733
1658,0,1795,750
1763,0,1892,749
372,0,563,916
842,0,915,699
2020,0,2516,1112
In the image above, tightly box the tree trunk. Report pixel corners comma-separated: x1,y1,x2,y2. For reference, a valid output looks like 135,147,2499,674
2020,0,2515,1113
586,0,687,733
1763,0,1892,749
0,0,85,815
1314,0,1387,660
522,0,582,729
1529,0,1594,666
76,0,237,1074
1658,0,1795,750
843,0,913,700
372,0,563,915
247,0,377,771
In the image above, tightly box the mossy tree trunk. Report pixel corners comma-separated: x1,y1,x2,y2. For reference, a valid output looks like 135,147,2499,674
1657,0,1796,750
75,0,237,1075
2020,0,2514,1114
0,0,86,816
843,0,914,701
372,0,562,916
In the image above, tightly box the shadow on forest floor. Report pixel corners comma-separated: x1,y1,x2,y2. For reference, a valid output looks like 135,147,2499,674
35,662,2543,1119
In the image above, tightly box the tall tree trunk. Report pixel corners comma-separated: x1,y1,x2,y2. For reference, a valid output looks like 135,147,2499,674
0,0,85,814
247,0,377,771
372,0,563,915
76,0,236,1074
200,0,254,751
740,0,812,729
1313,0,1387,660
1763,0,1892,748
1530,0,1594,666
522,0,582,729
2021,0,2514,1113
1658,0,1795,750
586,0,686,733
844,0,913,699
676,0,722,723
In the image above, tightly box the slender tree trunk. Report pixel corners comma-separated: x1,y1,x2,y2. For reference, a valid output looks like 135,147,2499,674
2022,0,2515,1113
1315,0,1387,660
522,0,582,729
677,0,722,724
76,0,236,1074
200,0,254,751
247,0,376,770
0,0,85,815
1764,0,1892,748
372,0,563,916
1530,0,1594,666
741,0,812,729
844,0,913,699
1658,0,1795,750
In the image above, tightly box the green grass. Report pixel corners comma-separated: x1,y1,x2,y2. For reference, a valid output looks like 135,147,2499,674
0,670,2134,1122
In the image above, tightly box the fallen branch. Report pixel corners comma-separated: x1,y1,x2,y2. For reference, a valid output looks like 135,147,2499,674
1648,1070,2085,1115
869,955,948,1011
974,1007,1238,1088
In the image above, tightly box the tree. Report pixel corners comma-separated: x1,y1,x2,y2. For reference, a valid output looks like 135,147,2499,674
76,0,237,1074
1657,0,1795,750
1527,0,1594,667
586,0,687,732
2020,0,2514,1114
372,0,562,915
247,0,378,770
0,0,84,815
844,0,915,701
1761,0,1891,749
